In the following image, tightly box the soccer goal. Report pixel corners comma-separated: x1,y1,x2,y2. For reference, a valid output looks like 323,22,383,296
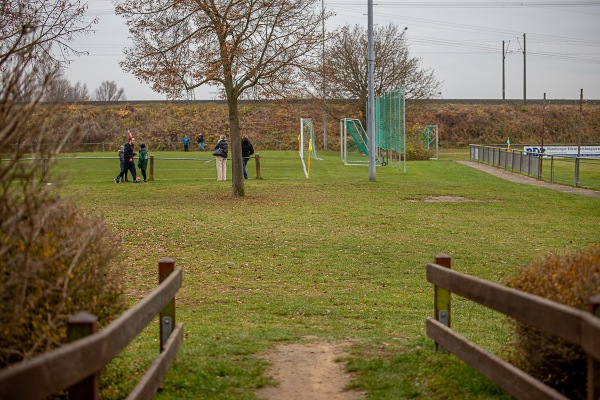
340,118,369,166
418,125,439,160
299,118,322,178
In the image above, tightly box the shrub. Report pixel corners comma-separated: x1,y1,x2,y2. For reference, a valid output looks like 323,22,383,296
506,244,600,400
0,46,126,368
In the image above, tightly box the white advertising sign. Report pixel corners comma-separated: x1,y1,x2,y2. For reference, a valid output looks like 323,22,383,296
523,146,600,158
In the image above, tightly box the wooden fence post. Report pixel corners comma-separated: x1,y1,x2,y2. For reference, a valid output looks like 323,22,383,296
255,153,262,179
159,257,176,352
67,312,98,400
149,155,155,181
434,253,451,352
588,294,600,400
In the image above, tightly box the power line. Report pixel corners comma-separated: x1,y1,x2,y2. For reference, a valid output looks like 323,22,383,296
326,1,600,7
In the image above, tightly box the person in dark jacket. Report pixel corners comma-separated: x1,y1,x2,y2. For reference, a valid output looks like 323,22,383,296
115,145,129,183
241,135,254,179
214,135,228,181
137,143,149,182
115,131,140,183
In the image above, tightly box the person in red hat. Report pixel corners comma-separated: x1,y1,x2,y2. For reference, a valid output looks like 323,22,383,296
115,131,140,183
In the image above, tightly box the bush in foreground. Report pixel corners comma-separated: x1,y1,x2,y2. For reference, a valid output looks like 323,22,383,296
0,42,126,368
506,244,600,400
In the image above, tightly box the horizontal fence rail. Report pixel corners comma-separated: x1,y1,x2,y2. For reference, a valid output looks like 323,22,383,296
0,258,183,400
426,254,600,400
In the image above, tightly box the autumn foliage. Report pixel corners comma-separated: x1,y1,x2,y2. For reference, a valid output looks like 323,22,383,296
506,244,600,400
42,100,599,152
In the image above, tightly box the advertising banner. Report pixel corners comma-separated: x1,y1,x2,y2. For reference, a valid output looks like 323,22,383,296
523,145,600,158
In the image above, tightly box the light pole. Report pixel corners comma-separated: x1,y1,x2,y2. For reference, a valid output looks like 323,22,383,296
322,0,327,150
367,0,376,181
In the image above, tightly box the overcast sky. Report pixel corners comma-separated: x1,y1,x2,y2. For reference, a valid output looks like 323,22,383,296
64,0,600,101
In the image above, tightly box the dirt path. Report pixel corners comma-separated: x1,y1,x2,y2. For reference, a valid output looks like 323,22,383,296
255,341,365,400
457,160,600,198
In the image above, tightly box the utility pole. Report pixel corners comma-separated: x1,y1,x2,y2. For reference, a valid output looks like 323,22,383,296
322,0,327,150
523,33,526,105
578,88,583,157
540,92,546,178
367,0,376,181
502,41,505,100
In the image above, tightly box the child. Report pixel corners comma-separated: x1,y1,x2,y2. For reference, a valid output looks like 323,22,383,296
115,145,128,183
137,143,149,182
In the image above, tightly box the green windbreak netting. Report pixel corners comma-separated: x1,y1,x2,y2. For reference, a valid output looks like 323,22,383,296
375,87,405,153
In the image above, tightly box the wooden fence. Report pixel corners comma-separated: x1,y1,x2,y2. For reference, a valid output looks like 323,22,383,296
0,257,183,400
426,253,600,400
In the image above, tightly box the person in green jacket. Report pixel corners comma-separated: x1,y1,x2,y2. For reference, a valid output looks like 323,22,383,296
137,143,149,182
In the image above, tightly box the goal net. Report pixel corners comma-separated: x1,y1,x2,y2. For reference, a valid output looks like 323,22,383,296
417,125,439,160
299,118,321,177
340,118,369,165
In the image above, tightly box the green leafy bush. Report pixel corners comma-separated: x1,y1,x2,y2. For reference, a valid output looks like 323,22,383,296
506,244,600,400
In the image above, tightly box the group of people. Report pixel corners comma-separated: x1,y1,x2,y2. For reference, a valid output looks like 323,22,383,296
213,134,254,181
114,131,254,183
114,131,149,183
183,133,205,151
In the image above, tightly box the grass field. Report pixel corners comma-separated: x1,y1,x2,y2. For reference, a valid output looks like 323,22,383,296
52,149,599,399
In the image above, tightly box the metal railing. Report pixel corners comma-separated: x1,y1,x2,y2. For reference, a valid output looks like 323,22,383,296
470,144,600,189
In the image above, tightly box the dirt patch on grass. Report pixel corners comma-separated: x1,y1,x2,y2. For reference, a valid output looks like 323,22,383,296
407,195,484,202
256,340,364,400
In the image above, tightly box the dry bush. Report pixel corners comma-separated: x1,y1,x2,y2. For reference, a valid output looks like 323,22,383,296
506,244,600,400
0,49,126,368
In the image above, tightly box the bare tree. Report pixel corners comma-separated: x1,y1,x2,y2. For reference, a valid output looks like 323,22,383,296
323,24,442,121
115,0,329,197
43,70,89,102
93,80,126,101
0,0,97,65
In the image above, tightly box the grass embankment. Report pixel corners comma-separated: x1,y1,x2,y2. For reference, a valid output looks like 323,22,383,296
54,149,599,399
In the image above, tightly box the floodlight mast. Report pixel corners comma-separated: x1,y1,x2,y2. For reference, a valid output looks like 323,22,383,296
367,0,376,181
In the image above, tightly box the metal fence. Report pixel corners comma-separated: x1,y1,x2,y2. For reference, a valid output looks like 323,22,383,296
470,144,600,189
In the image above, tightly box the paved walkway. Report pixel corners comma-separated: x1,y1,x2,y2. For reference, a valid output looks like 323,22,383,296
457,161,600,199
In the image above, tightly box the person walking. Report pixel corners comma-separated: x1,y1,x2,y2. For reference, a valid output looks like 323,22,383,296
197,133,205,151
182,135,191,152
116,131,140,183
137,143,149,182
241,135,255,180
214,135,228,181
115,145,129,183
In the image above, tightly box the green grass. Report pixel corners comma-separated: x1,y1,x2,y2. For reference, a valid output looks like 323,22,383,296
540,156,600,189
52,149,599,399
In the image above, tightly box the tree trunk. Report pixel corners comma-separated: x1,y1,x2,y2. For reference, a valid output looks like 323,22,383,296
225,81,245,197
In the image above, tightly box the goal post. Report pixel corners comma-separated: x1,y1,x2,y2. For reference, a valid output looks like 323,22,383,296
340,118,369,166
419,125,439,160
299,118,322,178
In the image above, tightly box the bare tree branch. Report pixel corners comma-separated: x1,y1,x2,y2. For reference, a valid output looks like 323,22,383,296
320,24,442,121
